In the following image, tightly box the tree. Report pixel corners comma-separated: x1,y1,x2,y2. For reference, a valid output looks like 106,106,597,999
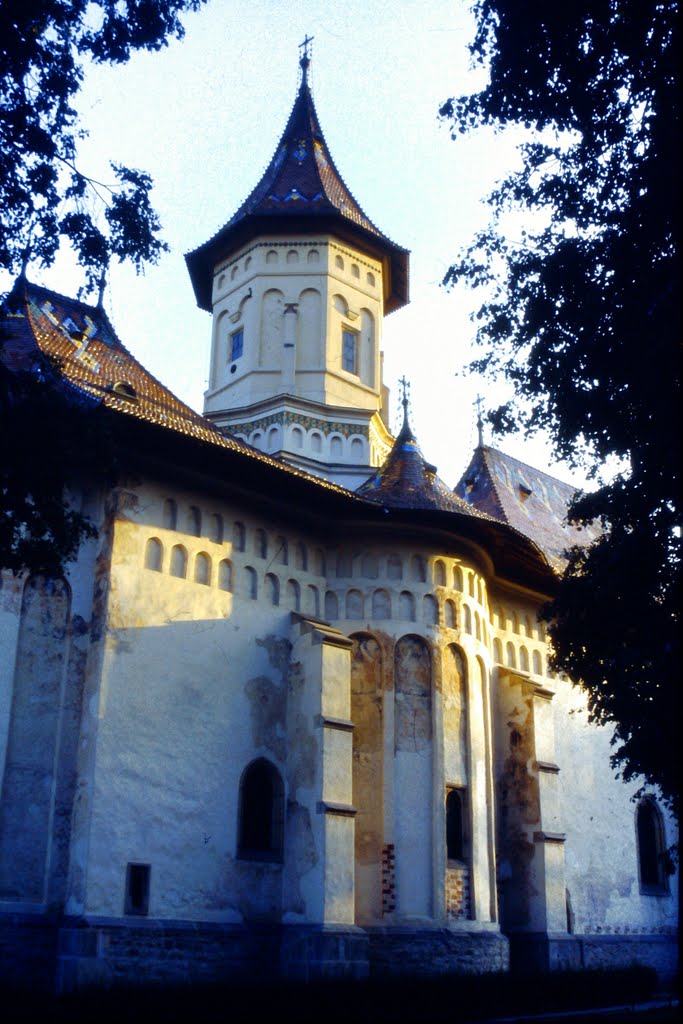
1,0,206,573
440,1,680,818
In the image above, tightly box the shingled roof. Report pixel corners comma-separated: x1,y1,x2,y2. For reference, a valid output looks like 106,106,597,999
185,56,409,314
0,277,353,498
454,444,601,568
357,399,486,517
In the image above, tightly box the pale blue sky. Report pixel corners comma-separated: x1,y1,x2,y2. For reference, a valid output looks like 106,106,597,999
5,0,589,489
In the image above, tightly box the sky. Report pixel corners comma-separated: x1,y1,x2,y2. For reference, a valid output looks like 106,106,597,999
5,0,590,490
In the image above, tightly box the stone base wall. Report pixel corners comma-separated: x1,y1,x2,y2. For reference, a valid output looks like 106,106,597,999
0,912,59,992
508,932,679,987
367,927,509,977
2,913,677,993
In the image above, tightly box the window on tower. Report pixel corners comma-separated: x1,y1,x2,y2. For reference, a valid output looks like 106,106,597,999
342,328,357,374
230,328,244,361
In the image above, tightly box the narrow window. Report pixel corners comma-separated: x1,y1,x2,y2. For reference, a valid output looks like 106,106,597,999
162,498,177,531
194,552,211,586
342,329,357,374
237,759,284,862
230,328,244,361
187,505,201,537
170,545,187,579
218,558,233,592
637,798,669,893
144,537,163,572
125,863,150,916
446,790,466,862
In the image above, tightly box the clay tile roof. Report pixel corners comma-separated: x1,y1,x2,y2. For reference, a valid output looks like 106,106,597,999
357,403,487,517
454,444,601,568
185,62,409,314
0,278,356,499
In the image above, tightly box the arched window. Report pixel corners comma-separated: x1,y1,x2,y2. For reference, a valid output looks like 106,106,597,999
532,650,543,675
519,646,530,672
324,591,339,620
209,513,224,544
453,565,464,592
399,590,416,622
233,521,246,552
237,759,284,862
144,537,163,572
637,798,669,893
305,584,320,616
170,545,187,579
194,552,211,586
445,599,457,629
287,579,301,611
493,638,503,663
446,789,467,862
187,505,201,537
218,559,233,592
295,542,307,570
254,528,268,559
372,588,391,619
506,642,516,668
346,589,364,619
434,560,446,586
245,566,257,600
423,594,438,625
265,573,279,606
162,498,177,530
463,605,472,634
410,554,426,582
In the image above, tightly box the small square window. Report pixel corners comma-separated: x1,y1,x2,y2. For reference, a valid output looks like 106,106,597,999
125,862,151,916
342,329,357,374
230,328,244,362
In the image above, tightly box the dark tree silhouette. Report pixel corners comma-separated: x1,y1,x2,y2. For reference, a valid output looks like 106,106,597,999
441,1,680,818
1,0,206,573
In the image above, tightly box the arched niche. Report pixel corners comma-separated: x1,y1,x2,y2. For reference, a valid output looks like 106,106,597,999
260,288,284,367
359,308,375,387
296,288,322,370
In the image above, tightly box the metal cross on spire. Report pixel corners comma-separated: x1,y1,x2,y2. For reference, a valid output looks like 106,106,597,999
399,375,411,416
299,34,314,79
475,394,485,447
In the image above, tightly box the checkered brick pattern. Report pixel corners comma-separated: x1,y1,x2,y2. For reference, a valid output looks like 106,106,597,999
446,864,471,920
381,843,396,914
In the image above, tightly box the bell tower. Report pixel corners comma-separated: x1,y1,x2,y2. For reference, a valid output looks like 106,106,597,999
186,44,409,489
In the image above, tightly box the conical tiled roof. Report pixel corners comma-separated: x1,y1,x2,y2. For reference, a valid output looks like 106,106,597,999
186,57,409,314
356,397,477,514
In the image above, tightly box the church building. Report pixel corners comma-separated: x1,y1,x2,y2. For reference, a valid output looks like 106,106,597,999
0,52,677,991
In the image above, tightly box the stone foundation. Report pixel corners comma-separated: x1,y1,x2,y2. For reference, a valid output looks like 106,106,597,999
508,932,679,987
2,913,677,993
367,926,509,977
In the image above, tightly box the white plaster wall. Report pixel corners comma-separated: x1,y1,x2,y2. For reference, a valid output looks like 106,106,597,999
552,677,678,937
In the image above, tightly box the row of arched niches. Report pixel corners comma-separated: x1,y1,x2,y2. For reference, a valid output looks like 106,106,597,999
140,498,551,677
215,244,378,294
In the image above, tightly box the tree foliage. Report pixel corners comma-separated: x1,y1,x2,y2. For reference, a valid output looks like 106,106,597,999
441,1,680,817
1,1,206,574
0,0,205,293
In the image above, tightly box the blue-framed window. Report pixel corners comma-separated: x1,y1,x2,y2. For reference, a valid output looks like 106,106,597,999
230,328,244,361
342,329,357,374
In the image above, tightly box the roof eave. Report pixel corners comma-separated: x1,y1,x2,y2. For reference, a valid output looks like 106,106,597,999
185,211,409,314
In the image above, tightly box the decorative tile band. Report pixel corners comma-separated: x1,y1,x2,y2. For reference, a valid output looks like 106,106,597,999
221,410,370,440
